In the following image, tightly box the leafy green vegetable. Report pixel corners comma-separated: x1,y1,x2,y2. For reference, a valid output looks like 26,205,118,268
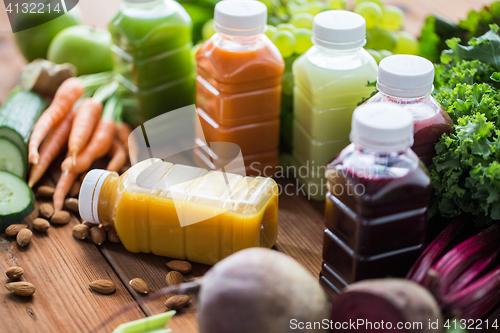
419,2,500,63
430,113,500,226
441,25,500,70
430,77,500,225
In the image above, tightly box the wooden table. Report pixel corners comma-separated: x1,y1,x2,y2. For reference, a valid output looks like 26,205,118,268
0,0,493,332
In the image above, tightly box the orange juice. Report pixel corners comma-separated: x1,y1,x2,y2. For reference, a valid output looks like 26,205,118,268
195,0,284,176
79,159,279,265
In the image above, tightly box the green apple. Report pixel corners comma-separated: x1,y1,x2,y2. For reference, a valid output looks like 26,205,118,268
14,7,82,62
47,25,114,76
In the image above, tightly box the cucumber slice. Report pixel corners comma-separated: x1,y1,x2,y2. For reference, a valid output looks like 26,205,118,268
0,171,34,231
0,138,25,178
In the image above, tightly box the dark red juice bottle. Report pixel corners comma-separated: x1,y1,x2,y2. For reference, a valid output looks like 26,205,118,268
320,103,432,297
365,55,453,166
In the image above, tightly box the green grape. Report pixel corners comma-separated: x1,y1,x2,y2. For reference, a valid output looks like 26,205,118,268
304,1,326,15
394,31,419,55
294,28,313,54
266,25,278,40
277,23,297,33
368,27,397,52
328,0,346,10
202,19,216,41
287,2,301,15
354,2,383,29
366,49,382,64
290,13,314,30
355,0,384,7
272,30,297,58
380,6,404,31
379,49,393,59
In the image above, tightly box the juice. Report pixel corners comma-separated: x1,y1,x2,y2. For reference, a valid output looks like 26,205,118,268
320,103,432,296
194,0,284,177
79,159,279,266
292,10,378,200
365,55,453,166
108,0,195,124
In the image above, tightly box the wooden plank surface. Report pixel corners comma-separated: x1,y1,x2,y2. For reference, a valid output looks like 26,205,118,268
0,1,496,332
0,179,145,333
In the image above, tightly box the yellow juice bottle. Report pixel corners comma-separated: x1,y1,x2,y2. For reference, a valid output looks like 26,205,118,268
79,159,279,265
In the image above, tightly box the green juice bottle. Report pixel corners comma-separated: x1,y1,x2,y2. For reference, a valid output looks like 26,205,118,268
109,0,195,124
292,10,378,201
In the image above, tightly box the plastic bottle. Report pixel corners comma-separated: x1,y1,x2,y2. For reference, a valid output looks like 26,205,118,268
79,159,279,266
320,103,432,296
365,54,453,166
194,0,285,177
108,0,195,124
292,10,378,201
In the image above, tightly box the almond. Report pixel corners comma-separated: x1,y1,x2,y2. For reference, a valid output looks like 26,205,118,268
5,282,35,296
107,228,121,243
5,224,27,237
36,186,54,199
51,211,70,225
166,260,192,274
166,271,184,286
72,224,89,240
129,278,148,294
6,266,23,280
165,295,190,310
39,203,54,219
33,218,50,233
89,279,115,295
64,198,79,213
82,221,95,229
17,229,32,247
69,180,81,198
90,227,106,245
100,223,113,232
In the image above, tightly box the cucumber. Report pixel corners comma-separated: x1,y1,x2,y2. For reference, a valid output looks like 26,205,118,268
0,138,25,177
0,91,46,178
0,171,34,231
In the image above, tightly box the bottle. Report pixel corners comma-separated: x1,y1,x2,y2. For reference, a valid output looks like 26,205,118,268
79,159,279,266
292,10,378,201
320,103,432,296
365,54,453,166
108,0,195,124
194,0,285,177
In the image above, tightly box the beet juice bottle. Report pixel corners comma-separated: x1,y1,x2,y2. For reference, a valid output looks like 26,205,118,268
320,103,432,296
365,55,453,166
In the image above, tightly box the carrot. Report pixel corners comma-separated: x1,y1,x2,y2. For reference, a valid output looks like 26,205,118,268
68,98,103,163
54,171,79,212
61,119,116,174
116,122,132,151
29,77,84,164
28,110,76,187
106,138,127,172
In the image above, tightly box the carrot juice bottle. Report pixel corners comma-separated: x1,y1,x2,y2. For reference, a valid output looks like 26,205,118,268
364,55,453,166
194,0,285,177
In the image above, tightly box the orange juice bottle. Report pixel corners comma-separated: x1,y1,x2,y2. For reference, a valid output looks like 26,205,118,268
194,0,285,177
78,159,279,266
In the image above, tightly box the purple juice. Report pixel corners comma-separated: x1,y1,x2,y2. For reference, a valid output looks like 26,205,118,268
319,103,432,296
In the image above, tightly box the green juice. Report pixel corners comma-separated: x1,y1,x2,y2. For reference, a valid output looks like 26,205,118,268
109,0,195,124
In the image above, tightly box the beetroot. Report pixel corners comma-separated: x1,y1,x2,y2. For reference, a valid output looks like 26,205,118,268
330,279,442,333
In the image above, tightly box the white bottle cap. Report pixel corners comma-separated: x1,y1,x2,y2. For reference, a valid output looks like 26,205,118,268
79,169,113,225
214,0,267,36
377,55,434,98
313,10,366,49
350,103,414,152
